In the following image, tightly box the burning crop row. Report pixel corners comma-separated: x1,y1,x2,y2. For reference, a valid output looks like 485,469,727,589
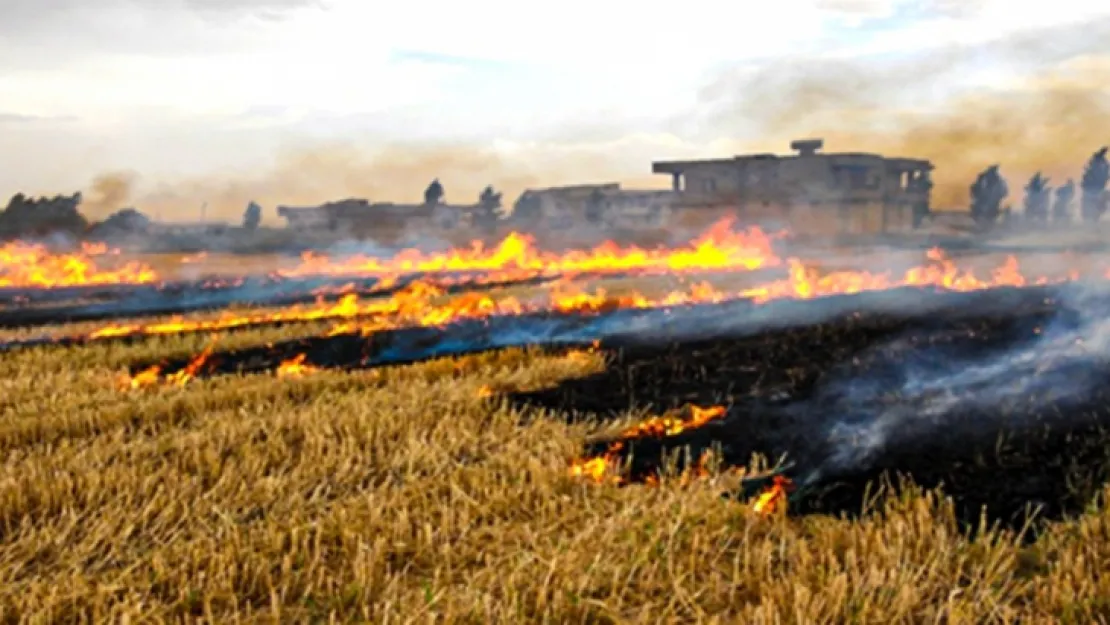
6,240,1083,351
565,403,792,515
0,241,157,290
0,270,574,347
0,220,779,296
118,247,1085,388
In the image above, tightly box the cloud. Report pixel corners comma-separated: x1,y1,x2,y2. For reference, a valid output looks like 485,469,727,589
0,112,78,125
0,0,328,75
5,0,1110,223
693,13,1110,208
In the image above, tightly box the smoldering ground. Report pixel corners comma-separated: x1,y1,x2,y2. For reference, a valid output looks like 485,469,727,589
481,278,1110,528
696,14,1110,209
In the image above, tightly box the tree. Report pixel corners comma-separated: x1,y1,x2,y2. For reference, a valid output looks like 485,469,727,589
424,179,445,206
1052,179,1075,223
242,201,262,230
475,185,502,229
478,185,502,211
1081,147,1109,222
969,165,1007,229
1022,172,1050,222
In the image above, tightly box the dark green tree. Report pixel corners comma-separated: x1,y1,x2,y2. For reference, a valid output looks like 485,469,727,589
1022,172,1050,222
1052,179,1075,223
969,165,1007,228
424,179,445,206
1081,147,1109,222
242,201,262,230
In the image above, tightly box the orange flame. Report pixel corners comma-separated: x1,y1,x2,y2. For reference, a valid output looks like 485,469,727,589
0,241,158,288
568,405,728,485
752,475,793,516
0,218,777,291
276,353,319,377
120,244,1087,389
278,219,779,279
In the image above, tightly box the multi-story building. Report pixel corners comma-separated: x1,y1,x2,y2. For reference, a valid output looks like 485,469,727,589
651,138,934,235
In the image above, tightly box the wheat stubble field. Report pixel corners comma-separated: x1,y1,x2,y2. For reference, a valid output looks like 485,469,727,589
1,303,1109,623
4,230,1110,623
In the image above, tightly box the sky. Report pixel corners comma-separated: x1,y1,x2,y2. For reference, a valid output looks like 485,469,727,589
1,0,1109,221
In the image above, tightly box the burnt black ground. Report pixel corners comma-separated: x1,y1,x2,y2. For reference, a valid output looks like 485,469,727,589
508,284,1110,533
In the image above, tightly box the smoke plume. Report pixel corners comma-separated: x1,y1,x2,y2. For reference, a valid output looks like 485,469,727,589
697,16,1110,209
81,171,137,220
115,141,664,225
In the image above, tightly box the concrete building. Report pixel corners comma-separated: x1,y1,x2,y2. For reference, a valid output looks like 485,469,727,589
511,183,677,230
277,198,500,241
651,139,933,236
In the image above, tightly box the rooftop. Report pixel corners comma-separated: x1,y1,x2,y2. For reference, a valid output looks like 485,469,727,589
652,138,933,174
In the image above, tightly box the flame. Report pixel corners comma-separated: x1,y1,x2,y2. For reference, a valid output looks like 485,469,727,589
119,244,1089,389
751,475,793,516
82,246,1069,345
568,405,728,485
276,353,319,377
0,241,158,288
0,218,776,292
85,279,447,340
277,219,779,279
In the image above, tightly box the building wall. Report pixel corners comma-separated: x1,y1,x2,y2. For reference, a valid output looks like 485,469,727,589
671,155,924,235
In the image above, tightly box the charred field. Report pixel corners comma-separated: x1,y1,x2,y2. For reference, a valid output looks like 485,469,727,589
6,244,1110,621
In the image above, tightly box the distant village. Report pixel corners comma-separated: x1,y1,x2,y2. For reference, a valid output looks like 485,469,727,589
2,139,1108,250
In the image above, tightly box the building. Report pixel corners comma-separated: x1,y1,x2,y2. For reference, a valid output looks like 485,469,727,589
511,183,677,230
651,139,934,236
277,197,500,240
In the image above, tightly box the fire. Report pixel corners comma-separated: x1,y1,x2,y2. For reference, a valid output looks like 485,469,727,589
277,219,780,279
118,244,1088,389
276,353,319,377
0,241,158,288
76,245,1065,347
735,248,1068,304
0,218,777,293
568,405,728,485
85,280,448,340
751,475,793,516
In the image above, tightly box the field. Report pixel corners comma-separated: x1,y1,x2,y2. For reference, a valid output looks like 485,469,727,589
4,228,1110,622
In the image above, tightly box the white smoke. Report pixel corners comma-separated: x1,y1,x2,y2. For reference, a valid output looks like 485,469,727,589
798,279,1110,487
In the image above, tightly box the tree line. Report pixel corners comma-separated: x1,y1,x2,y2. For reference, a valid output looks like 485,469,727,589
969,148,1109,229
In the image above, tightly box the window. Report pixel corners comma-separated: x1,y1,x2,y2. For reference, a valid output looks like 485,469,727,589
836,165,878,190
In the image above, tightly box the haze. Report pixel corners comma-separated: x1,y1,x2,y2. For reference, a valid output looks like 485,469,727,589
1,0,1108,222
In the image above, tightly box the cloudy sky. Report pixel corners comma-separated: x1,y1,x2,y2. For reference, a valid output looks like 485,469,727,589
1,0,1109,220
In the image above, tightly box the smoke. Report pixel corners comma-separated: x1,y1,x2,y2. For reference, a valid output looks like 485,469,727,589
81,170,137,220
114,141,663,225
697,16,1110,209
797,280,1110,487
